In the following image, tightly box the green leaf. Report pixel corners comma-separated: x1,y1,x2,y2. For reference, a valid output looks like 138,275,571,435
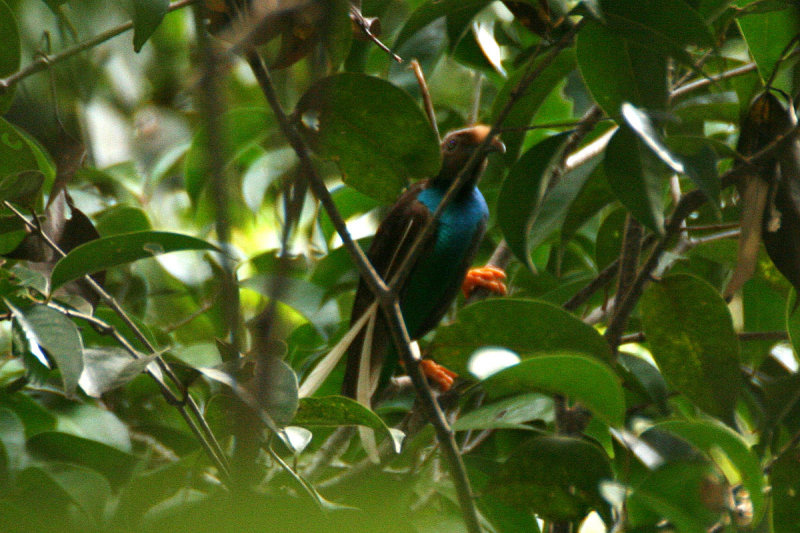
50,231,221,290
656,419,765,523
0,118,54,189
294,73,440,202
431,299,613,376
393,0,490,52
0,391,56,438
736,2,800,92
598,0,715,62
453,393,554,431
79,348,158,398
0,0,20,114
640,274,742,423
771,448,800,532
486,436,612,524
622,103,720,208
196,359,299,430
294,395,405,452
595,208,627,271
7,302,83,396
577,20,667,116
95,205,152,236
0,407,25,473
184,108,273,204
627,461,724,531
482,353,625,427
132,0,168,52
15,464,111,524
490,48,577,163
498,133,569,271
604,126,666,233
27,432,138,486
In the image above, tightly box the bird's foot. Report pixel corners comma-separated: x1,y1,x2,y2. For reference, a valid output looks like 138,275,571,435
419,359,458,392
462,266,507,298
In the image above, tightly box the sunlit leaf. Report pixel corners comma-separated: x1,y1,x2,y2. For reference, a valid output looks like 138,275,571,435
50,231,222,290
7,302,83,396
431,299,612,376
481,353,625,427
453,393,553,431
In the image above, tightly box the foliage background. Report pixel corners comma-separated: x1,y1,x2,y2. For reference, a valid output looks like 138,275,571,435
0,0,798,532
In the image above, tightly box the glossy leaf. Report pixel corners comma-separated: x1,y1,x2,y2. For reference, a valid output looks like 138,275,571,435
490,48,577,163
604,126,666,234
294,396,405,452
486,436,612,523
640,274,742,423
656,419,765,523
8,303,83,396
481,353,625,427
736,2,800,92
431,298,612,376
0,0,20,114
132,0,168,52
453,393,553,431
50,231,221,290
79,348,157,398
623,103,720,207
294,73,440,202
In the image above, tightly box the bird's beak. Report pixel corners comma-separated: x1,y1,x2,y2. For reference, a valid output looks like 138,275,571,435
488,136,506,154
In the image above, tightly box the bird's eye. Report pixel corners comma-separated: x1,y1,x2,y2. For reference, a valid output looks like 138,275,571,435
445,138,458,152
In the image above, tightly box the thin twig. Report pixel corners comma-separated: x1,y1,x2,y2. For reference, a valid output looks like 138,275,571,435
606,216,643,353
410,59,440,142
191,3,242,354
620,330,788,344
4,201,231,479
349,5,402,63
0,0,197,94
244,50,483,533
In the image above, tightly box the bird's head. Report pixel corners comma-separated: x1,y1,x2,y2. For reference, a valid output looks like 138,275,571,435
435,125,506,188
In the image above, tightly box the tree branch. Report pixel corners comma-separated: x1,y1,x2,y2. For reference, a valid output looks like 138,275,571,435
0,0,197,94
244,51,484,532
3,201,231,479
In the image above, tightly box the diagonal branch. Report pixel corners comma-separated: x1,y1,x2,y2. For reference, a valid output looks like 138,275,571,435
243,50,483,533
3,201,231,479
0,0,197,94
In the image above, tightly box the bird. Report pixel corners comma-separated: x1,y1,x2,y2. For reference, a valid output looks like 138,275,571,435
340,125,507,402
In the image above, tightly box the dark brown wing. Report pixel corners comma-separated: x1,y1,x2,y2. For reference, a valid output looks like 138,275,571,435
341,181,437,398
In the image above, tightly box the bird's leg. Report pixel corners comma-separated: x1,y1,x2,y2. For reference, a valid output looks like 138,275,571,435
399,358,458,391
462,266,507,298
